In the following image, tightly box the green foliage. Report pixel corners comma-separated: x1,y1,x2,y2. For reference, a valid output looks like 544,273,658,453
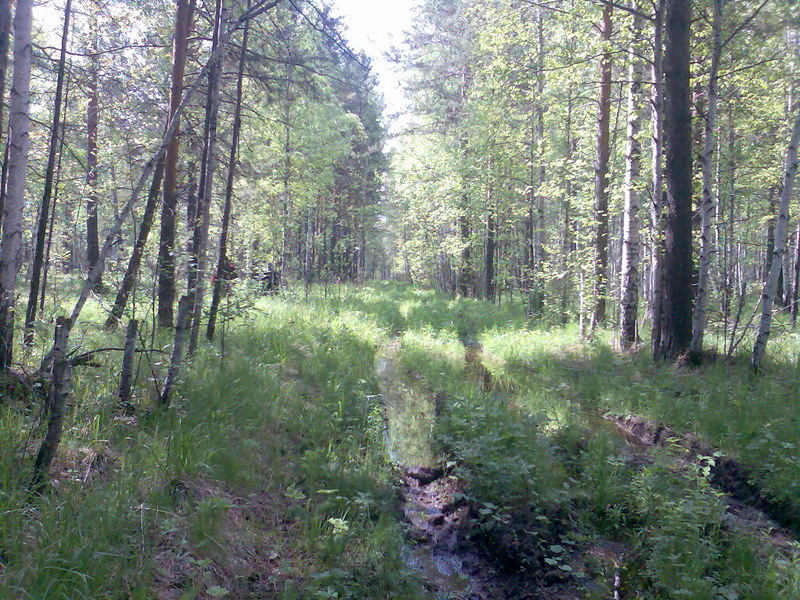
2,283,799,598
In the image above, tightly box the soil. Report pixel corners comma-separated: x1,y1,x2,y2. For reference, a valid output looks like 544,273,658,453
381,344,799,599
383,345,623,599
397,465,615,600
398,467,492,599
607,414,800,549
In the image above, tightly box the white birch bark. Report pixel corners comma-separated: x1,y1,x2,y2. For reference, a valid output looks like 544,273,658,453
691,0,722,354
620,8,644,349
649,0,666,358
534,7,545,269
0,0,34,369
751,107,800,368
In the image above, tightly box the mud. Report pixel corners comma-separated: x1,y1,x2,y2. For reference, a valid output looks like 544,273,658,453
377,345,493,598
399,470,491,599
378,344,632,599
607,414,800,545
464,343,493,392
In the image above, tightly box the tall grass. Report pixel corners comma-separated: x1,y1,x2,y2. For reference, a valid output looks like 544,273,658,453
0,281,797,599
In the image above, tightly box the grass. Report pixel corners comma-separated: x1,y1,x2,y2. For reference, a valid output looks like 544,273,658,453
0,280,798,598
0,282,425,599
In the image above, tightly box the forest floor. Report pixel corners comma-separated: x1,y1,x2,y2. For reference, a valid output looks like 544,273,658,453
1,282,799,599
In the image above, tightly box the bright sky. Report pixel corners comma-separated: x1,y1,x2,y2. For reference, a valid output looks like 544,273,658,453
331,0,417,121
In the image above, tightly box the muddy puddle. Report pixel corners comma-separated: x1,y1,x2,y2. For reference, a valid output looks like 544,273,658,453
376,345,487,599
376,346,438,470
376,343,634,599
376,340,798,598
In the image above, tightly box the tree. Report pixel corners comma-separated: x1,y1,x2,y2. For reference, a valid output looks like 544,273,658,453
657,0,693,361
590,2,613,332
25,0,73,344
158,0,197,328
86,2,101,284
690,0,721,354
0,0,13,215
187,0,225,355
650,0,666,358
106,0,197,328
620,6,645,349
751,105,800,368
207,9,250,342
0,0,34,369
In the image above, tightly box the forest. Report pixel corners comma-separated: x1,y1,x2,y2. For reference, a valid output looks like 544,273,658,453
0,0,798,598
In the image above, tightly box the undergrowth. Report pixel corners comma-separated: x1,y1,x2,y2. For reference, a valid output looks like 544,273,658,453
0,281,797,598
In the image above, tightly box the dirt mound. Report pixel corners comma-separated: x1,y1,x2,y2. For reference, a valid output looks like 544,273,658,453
608,414,800,537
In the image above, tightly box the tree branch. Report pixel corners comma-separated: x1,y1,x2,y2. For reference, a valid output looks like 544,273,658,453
721,0,770,50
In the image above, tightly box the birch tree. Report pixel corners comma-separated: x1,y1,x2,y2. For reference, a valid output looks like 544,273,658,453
620,7,644,349
0,0,34,369
590,2,613,332
751,106,800,369
0,0,13,214
690,0,722,355
650,0,666,358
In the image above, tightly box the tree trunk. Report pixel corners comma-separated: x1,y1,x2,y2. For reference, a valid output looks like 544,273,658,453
0,0,13,221
159,296,190,408
765,191,777,281
0,0,35,370
650,0,666,359
620,7,644,349
485,179,496,303
458,211,472,296
24,0,72,345
158,0,197,328
207,12,249,342
117,318,138,410
280,62,292,276
722,110,737,354
690,0,722,354
86,6,100,284
40,83,71,313
30,317,72,491
751,107,800,369
105,161,165,327
659,0,693,361
535,9,546,273
187,0,225,355
590,3,613,332
0,0,9,141
561,85,575,320
791,219,800,327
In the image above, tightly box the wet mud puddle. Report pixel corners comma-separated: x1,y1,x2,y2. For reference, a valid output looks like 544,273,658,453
376,345,485,599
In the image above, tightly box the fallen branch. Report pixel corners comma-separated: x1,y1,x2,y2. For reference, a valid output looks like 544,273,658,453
69,347,167,367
